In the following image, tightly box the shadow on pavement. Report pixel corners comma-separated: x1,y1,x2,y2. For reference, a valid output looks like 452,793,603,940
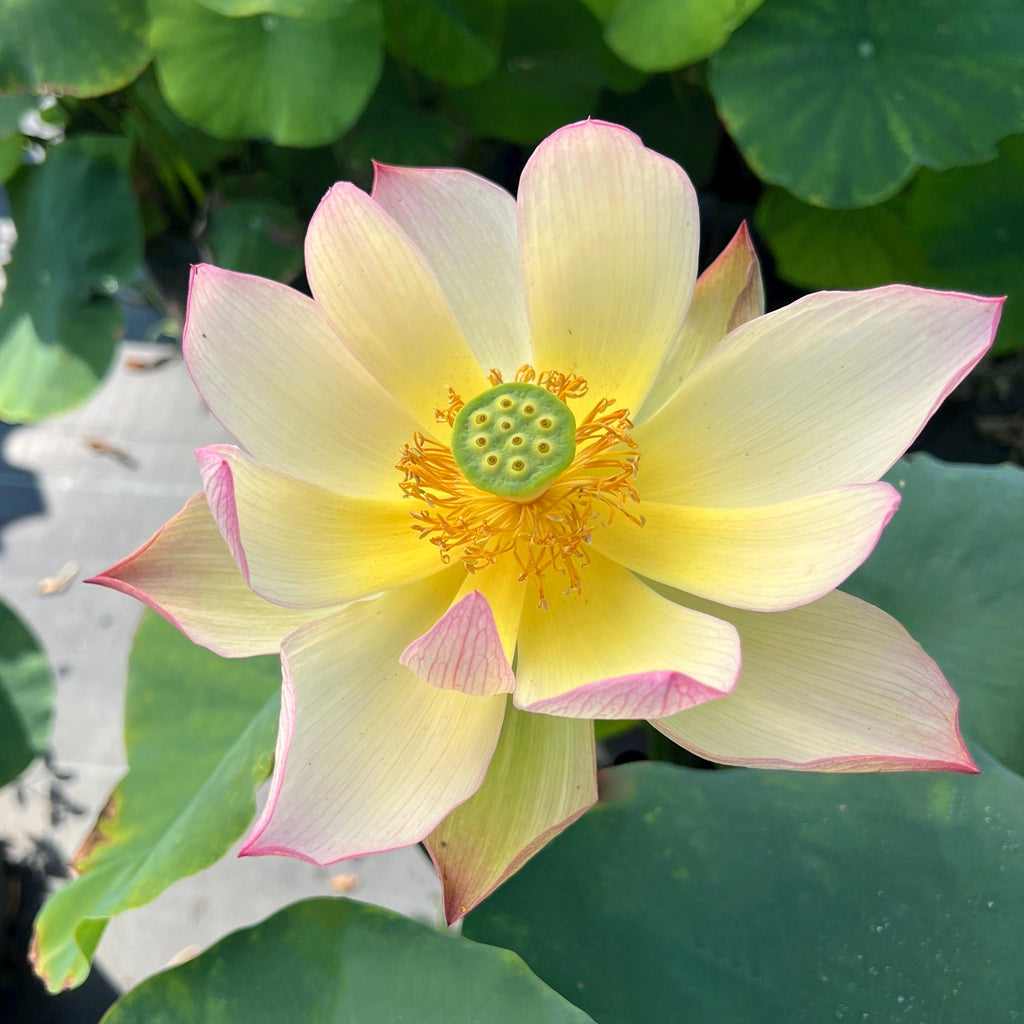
2,841,120,1023
0,421,45,554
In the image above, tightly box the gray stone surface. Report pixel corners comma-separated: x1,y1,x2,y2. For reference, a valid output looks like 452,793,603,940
0,340,441,996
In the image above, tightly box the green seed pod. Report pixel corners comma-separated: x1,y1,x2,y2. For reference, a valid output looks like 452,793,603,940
451,382,577,501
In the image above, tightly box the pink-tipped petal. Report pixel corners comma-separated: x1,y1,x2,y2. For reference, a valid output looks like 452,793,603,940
304,182,485,430
590,482,901,612
651,588,977,773
449,553,527,662
371,164,530,375
400,555,526,696
638,286,1004,506
513,554,739,719
519,120,700,414
427,704,596,923
637,221,764,421
183,265,419,497
87,494,320,657
517,670,735,720
400,590,515,697
400,554,527,697
197,444,442,609
198,447,247,576
240,572,507,863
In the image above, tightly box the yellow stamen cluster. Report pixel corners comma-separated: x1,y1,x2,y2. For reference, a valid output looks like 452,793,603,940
397,365,643,605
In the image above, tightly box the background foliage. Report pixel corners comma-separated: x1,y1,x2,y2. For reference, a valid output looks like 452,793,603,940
2,0,1022,1020
0,597,53,789
1,0,1022,422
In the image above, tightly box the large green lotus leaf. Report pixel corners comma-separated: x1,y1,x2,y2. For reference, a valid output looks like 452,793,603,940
842,456,1024,775
901,135,1024,355
0,95,31,182
0,0,150,97
0,131,22,182
206,199,304,282
0,137,143,424
383,0,505,87
755,189,928,290
450,0,642,146
0,95,34,134
710,0,1024,208
757,134,1024,354
150,0,382,146
0,598,54,789
196,0,355,16
581,0,763,71
466,754,1024,1023
102,898,596,1023
31,613,281,993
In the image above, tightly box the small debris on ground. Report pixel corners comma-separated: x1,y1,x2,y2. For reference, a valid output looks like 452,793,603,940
328,873,360,894
36,561,79,596
166,945,202,968
123,354,177,372
82,436,138,469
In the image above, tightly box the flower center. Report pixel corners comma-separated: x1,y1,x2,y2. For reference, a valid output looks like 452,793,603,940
398,366,643,605
451,382,576,502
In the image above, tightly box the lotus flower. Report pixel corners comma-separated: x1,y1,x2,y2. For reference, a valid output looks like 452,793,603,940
91,120,1001,922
